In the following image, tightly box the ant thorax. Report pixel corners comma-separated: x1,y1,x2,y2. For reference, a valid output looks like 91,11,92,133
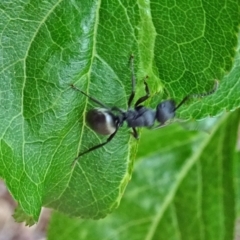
125,106,156,128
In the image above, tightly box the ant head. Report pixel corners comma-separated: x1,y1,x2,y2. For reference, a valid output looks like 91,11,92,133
86,108,117,135
155,80,219,126
156,100,176,125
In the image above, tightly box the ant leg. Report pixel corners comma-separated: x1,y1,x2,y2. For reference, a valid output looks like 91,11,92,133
70,84,109,109
72,127,119,166
134,76,150,107
131,127,139,139
127,55,136,109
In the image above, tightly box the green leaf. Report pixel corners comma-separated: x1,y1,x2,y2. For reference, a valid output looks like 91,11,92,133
179,30,240,120
0,0,239,223
236,150,240,217
47,110,240,240
13,206,36,226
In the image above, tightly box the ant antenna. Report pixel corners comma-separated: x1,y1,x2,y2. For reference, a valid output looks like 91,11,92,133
174,80,219,111
70,84,110,109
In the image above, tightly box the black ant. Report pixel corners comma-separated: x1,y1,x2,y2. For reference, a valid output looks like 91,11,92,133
71,56,218,164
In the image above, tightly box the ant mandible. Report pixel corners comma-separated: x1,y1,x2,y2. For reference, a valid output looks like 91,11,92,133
71,55,218,164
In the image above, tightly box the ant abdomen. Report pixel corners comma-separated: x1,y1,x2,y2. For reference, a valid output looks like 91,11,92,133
86,108,116,135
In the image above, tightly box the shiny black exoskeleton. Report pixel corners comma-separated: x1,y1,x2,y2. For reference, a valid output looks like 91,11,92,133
71,56,218,163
